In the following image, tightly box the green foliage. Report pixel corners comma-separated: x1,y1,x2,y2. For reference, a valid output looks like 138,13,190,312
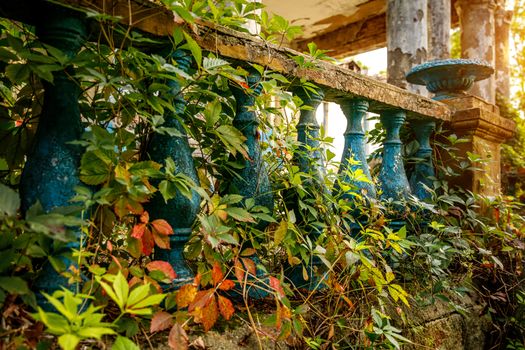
0,1,524,349
33,289,116,350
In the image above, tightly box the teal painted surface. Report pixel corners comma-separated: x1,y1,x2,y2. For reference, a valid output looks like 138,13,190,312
409,120,436,201
286,86,327,290
338,99,376,200
145,50,200,289
19,9,87,307
378,110,411,230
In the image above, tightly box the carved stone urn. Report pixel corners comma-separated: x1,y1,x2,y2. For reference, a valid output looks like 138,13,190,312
406,59,494,100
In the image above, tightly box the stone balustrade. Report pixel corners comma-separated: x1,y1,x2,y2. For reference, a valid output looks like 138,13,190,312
0,0,515,298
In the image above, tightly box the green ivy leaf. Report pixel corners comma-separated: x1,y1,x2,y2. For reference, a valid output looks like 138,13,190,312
182,31,202,70
0,183,20,217
58,334,80,350
80,151,113,185
112,336,140,350
5,63,30,84
0,276,29,294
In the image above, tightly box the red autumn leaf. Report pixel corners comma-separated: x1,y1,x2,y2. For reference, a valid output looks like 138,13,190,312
153,231,171,249
218,279,235,291
141,228,155,256
176,284,198,309
140,211,150,223
131,223,146,240
168,323,189,350
269,276,285,297
217,295,235,320
150,311,174,333
241,257,256,276
234,258,245,283
146,261,177,280
151,219,173,235
211,262,224,286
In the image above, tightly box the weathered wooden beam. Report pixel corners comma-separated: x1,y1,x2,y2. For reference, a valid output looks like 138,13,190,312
292,14,386,59
0,0,451,121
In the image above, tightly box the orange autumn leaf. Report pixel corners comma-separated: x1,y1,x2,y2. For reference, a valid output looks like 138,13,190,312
211,262,224,286
269,276,285,297
141,228,155,256
153,232,170,249
188,290,214,312
217,295,235,320
146,261,177,280
131,223,146,239
218,279,235,291
131,224,154,256
128,276,142,289
151,219,173,235
193,273,202,287
241,258,256,276
140,211,150,223
144,275,163,294
192,294,219,331
150,310,174,333
234,258,245,283
176,284,198,308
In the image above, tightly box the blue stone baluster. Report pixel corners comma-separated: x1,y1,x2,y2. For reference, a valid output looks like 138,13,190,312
287,86,327,290
338,99,376,200
378,110,411,230
228,72,274,221
293,87,326,187
409,120,436,201
19,9,87,304
145,50,200,289
227,71,274,298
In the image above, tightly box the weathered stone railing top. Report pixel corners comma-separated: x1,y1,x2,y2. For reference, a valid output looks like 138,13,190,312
1,0,451,121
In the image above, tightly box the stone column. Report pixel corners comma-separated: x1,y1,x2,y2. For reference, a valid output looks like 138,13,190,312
378,110,411,230
294,87,326,186
409,120,436,201
145,50,200,289
428,0,451,59
287,86,326,290
386,0,429,95
495,6,512,99
19,7,87,306
455,0,497,103
338,99,376,200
